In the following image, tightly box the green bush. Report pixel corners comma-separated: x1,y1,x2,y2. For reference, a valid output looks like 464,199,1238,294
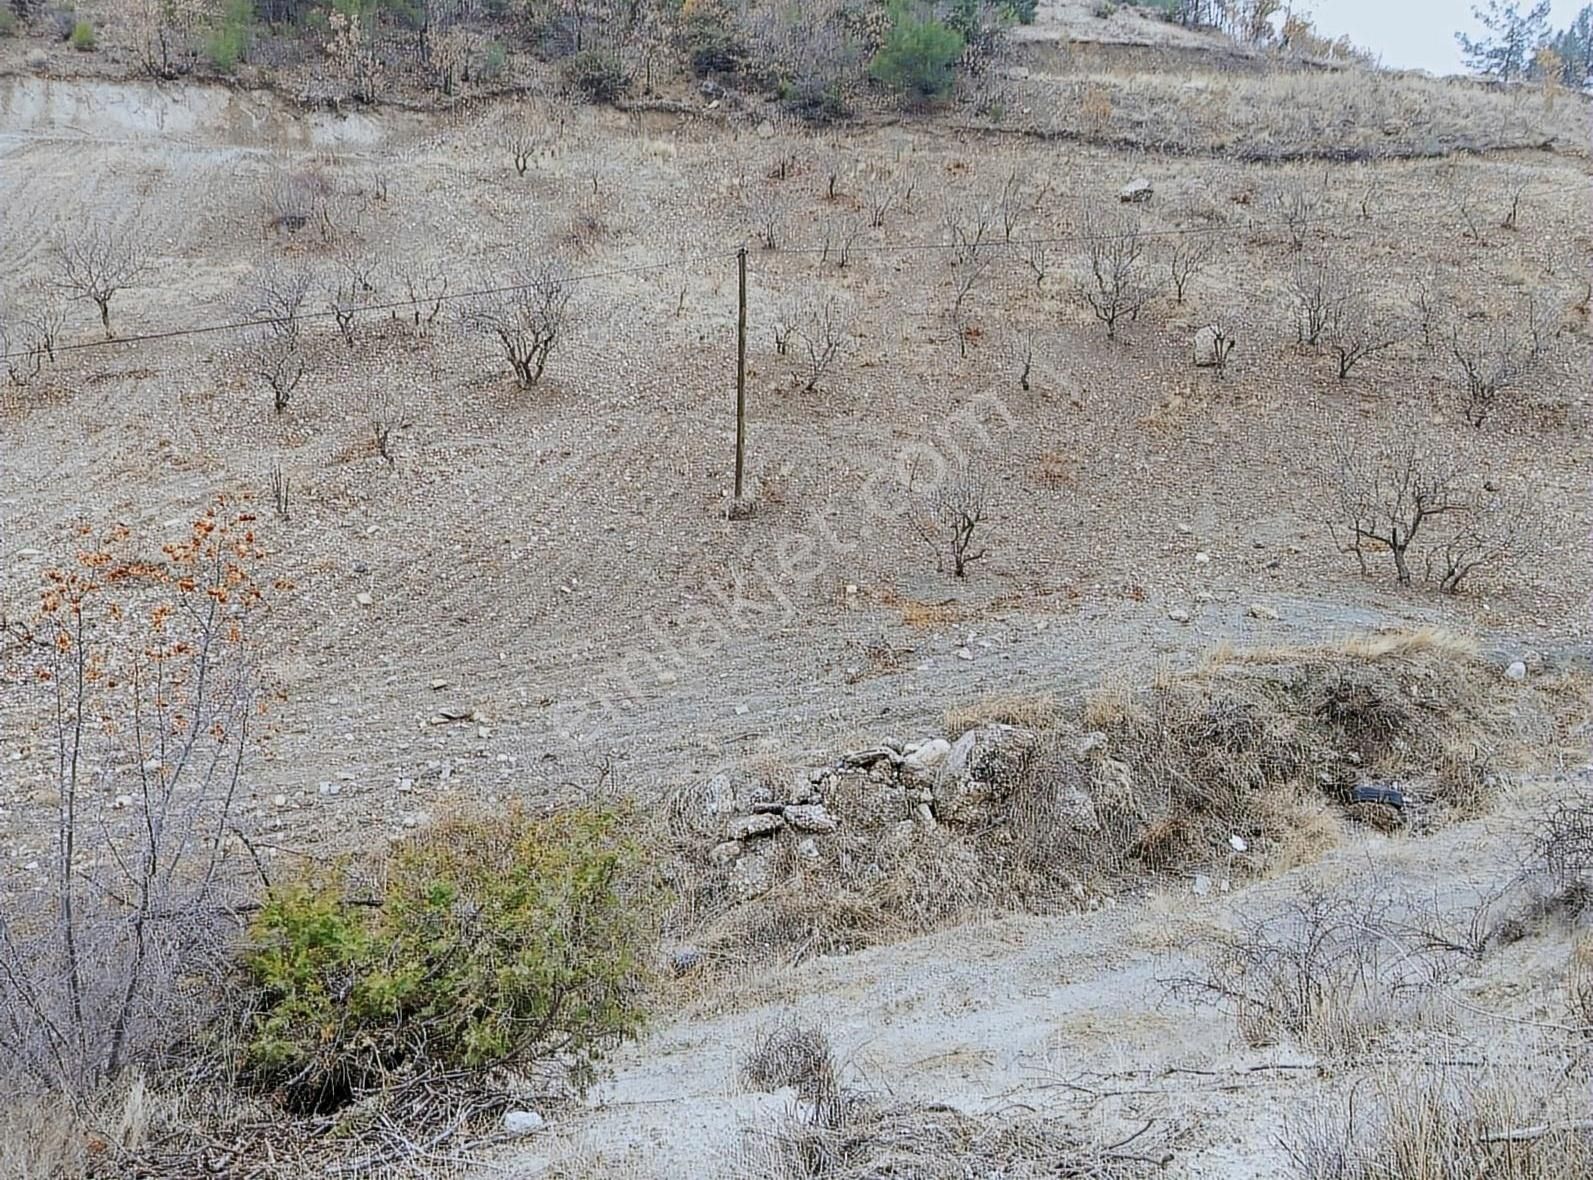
563,47,628,101
684,2,745,77
241,805,655,1113
69,19,95,51
869,2,964,102
482,39,507,79
1003,0,1039,23
0,7,17,38
207,0,253,73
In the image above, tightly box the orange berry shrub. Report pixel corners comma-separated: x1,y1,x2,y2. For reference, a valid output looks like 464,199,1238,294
0,502,281,1094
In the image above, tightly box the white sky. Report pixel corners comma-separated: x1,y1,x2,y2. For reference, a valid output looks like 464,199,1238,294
1303,0,1587,75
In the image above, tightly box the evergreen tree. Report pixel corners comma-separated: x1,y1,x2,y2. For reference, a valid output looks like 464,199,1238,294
1455,0,1552,80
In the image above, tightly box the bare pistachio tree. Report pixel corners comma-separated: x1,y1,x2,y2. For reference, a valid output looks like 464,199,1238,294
796,295,852,393
0,292,67,387
1003,328,1035,391
1270,174,1325,251
1167,235,1214,304
1449,311,1542,427
1499,167,1530,231
944,199,998,357
240,261,313,414
1319,433,1467,586
1440,163,1486,244
1324,290,1401,379
746,182,791,251
1426,483,1543,594
389,257,448,335
863,164,912,229
1075,205,1157,340
911,461,990,578
1289,255,1349,347
54,224,148,337
461,260,574,388
325,253,381,346
820,214,865,269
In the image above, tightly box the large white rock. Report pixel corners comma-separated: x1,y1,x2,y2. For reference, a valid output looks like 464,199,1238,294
902,738,952,776
1119,177,1154,203
502,1110,546,1136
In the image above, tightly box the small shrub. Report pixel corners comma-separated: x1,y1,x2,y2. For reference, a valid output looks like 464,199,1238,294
684,1,745,77
1093,0,1118,17
69,19,95,51
869,1,964,103
1004,0,1039,23
564,47,627,101
482,39,507,79
241,805,655,1113
206,0,253,73
0,7,17,37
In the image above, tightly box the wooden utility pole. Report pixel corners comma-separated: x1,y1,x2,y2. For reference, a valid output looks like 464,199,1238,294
733,245,748,507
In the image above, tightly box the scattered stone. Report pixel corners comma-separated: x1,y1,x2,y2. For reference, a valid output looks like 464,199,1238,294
112,794,133,810
784,803,837,834
1118,177,1153,203
1192,874,1212,897
842,747,897,769
757,120,775,138
1167,608,1191,624
429,678,450,691
903,738,952,776
1504,660,1527,682
1002,64,1031,80
657,670,678,685
1524,650,1545,674
735,703,750,716
956,646,974,661
1247,603,1280,621
355,591,373,607
1228,834,1248,853
1194,551,1210,565
796,837,819,860
670,945,705,974
727,812,784,840
26,49,47,70
708,840,743,865
914,802,936,827
272,794,287,808
502,1110,546,1137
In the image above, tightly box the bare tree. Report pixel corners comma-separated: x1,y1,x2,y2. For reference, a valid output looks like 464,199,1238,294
54,224,147,337
240,261,313,414
0,292,66,387
746,183,790,251
369,388,407,465
1440,163,1487,244
389,257,448,334
0,511,265,1093
863,165,911,229
1024,239,1049,289
1075,205,1157,340
1499,167,1530,231
820,214,864,269
1003,329,1035,391
911,461,990,578
1289,254,1348,347
1270,174,1325,251
503,99,567,176
1319,432,1467,586
996,168,1026,243
1449,312,1542,428
325,253,381,346
1426,483,1543,594
1167,235,1214,304
796,295,851,392
772,297,801,356
1408,274,1440,350
461,260,574,389
1324,290,1401,379
944,199,998,357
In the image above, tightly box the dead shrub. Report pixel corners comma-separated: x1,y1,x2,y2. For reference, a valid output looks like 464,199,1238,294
1285,1071,1593,1178
1172,878,1457,1055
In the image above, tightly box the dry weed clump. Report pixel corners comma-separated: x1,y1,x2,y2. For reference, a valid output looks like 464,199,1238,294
731,1020,1164,1180
1171,878,1459,1056
1285,1071,1593,1179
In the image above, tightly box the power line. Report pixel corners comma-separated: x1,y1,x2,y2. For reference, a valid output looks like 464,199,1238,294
0,251,736,363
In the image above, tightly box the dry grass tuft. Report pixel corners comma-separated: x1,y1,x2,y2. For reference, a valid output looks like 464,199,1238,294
1285,1070,1593,1178
944,692,1060,737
